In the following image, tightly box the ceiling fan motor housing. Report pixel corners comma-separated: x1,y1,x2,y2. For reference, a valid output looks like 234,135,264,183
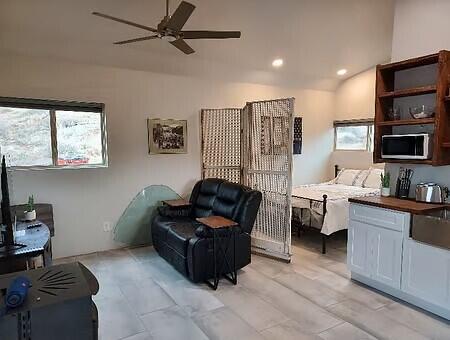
157,19,179,41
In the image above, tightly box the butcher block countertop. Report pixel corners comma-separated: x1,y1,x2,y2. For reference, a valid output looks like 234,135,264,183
348,196,448,215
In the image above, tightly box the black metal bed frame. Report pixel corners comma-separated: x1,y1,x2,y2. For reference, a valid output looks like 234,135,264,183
292,165,340,254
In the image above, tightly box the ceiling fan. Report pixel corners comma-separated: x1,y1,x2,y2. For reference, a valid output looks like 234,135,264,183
92,0,241,55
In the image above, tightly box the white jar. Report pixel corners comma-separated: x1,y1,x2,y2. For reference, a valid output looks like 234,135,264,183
24,210,36,221
381,187,390,197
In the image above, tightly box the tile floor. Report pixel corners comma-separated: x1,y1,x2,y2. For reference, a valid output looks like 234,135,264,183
54,233,450,340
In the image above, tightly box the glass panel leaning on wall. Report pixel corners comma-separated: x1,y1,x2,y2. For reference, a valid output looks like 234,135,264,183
334,119,374,152
0,97,107,169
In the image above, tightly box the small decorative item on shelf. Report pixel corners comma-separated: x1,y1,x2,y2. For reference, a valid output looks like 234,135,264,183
380,172,391,197
24,195,36,221
387,107,401,120
409,105,435,119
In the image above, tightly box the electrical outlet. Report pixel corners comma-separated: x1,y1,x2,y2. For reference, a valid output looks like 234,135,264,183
103,222,112,232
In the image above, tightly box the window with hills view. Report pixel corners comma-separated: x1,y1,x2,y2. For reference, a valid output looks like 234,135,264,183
0,98,107,168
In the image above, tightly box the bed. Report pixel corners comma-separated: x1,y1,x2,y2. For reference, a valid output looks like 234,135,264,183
292,165,383,253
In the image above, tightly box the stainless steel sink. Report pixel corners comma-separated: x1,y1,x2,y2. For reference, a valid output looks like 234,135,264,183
412,209,450,250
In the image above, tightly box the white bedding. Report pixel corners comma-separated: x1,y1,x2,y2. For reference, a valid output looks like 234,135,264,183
292,183,380,235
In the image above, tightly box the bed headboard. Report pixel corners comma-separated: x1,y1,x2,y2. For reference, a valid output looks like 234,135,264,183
334,164,340,178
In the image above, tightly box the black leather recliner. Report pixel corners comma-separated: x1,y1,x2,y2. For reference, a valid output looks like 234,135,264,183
151,178,262,283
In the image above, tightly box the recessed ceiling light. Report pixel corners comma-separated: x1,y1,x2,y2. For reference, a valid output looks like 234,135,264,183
337,69,348,76
272,59,284,68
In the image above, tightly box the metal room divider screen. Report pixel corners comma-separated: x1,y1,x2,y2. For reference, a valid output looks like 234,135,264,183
201,98,294,261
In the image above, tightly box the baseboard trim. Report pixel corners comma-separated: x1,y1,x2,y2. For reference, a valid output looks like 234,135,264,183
351,272,450,321
251,247,291,263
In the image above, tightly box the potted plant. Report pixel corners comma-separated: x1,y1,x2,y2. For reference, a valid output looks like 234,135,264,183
380,172,391,197
24,195,36,221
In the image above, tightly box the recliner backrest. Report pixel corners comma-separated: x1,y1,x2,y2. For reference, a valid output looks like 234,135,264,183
189,178,262,234
232,188,262,234
213,181,244,220
190,178,222,217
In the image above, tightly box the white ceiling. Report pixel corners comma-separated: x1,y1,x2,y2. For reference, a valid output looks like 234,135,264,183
0,0,395,91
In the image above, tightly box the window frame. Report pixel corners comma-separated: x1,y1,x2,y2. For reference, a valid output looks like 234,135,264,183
333,119,374,152
0,97,108,170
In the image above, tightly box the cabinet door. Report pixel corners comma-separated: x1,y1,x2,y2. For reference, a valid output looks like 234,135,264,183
402,240,450,309
348,220,370,277
371,227,403,289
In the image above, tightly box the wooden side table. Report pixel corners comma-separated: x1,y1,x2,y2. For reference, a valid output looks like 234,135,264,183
196,216,238,290
162,199,192,208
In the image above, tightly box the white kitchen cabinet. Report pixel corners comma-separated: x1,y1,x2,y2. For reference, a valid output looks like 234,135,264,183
348,204,406,289
347,220,370,277
402,239,450,309
371,226,403,289
348,202,450,320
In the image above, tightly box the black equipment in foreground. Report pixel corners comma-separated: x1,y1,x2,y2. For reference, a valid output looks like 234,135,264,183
0,262,99,340
1,155,14,248
0,155,26,255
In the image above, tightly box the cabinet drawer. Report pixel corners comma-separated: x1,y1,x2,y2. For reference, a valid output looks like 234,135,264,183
350,203,409,232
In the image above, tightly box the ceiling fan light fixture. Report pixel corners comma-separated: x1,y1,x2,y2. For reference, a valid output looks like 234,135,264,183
161,35,177,42
272,58,284,68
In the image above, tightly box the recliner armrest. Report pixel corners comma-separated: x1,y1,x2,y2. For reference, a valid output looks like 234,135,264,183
157,205,191,218
194,225,241,238
195,225,212,238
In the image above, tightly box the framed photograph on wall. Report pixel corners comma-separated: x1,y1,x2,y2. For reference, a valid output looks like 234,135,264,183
293,117,302,154
147,119,187,154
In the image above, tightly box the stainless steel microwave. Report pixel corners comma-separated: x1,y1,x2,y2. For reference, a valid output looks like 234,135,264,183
381,133,432,160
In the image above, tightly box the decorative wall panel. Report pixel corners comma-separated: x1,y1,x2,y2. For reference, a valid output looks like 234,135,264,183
201,108,242,183
200,99,294,260
243,98,294,260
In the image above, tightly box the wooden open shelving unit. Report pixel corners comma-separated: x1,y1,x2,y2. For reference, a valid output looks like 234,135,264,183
377,118,435,127
377,85,437,99
374,50,450,166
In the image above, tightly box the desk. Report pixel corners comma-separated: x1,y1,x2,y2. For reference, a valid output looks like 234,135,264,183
0,221,52,274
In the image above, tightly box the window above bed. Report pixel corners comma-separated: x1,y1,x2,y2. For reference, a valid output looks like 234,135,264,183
334,119,374,152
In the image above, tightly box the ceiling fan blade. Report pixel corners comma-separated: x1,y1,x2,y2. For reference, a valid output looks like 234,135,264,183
170,39,195,54
92,12,157,33
182,31,241,39
166,1,195,31
114,35,159,45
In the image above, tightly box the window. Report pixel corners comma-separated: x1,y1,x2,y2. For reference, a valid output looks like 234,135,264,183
0,97,107,169
334,119,374,151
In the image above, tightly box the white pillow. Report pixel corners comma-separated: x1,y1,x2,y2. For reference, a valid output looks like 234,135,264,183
335,169,362,186
363,168,384,189
353,170,370,187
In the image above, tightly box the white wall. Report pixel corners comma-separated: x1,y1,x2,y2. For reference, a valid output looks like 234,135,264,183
334,68,377,121
330,68,378,170
0,54,334,258
392,0,450,61
386,0,450,194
